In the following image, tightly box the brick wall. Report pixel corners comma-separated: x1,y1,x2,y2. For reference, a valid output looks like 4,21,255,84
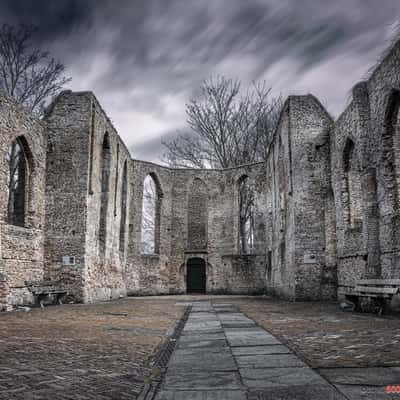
0,94,46,306
1,38,400,309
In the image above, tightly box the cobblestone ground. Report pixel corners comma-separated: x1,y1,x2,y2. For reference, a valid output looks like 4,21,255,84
0,298,184,400
1,296,400,399
229,297,400,369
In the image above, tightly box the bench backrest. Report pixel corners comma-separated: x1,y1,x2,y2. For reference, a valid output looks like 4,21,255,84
357,279,400,286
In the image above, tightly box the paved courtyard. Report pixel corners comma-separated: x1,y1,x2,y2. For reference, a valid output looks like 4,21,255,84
0,297,184,399
0,296,400,399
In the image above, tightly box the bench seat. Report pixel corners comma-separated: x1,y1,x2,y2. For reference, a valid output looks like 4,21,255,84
340,279,400,313
25,281,67,308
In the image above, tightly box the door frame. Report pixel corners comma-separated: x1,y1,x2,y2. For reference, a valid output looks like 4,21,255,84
186,257,207,293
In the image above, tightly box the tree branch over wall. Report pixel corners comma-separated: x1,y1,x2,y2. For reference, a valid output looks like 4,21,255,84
0,24,71,114
162,76,282,168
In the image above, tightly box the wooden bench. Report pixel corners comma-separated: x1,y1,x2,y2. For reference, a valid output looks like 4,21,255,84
26,281,67,308
340,279,400,313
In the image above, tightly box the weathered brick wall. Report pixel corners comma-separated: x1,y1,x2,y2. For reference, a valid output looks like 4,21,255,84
1,38,400,308
264,102,295,299
44,91,131,303
0,93,47,305
264,95,334,300
44,91,91,301
82,95,131,303
290,96,334,300
332,41,400,294
0,273,10,311
126,161,267,295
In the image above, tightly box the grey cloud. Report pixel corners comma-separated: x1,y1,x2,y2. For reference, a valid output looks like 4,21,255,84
0,1,399,162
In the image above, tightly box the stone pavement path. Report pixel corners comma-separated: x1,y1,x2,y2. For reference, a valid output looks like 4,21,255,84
155,302,346,399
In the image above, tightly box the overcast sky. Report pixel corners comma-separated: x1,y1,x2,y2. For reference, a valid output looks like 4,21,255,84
1,0,399,162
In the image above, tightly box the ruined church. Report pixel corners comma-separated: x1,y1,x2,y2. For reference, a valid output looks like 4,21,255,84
1,38,400,310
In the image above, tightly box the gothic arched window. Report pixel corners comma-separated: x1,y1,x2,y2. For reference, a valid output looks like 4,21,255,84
141,174,162,254
6,137,30,227
238,175,255,254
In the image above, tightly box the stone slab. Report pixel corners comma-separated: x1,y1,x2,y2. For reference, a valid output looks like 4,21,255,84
224,327,273,334
155,390,247,400
184,321,222,330
235,354,306,369
225,331,281,347
232,345,291,356
318,367,400,386
240,367,327,389
247,385,346,400
177,338,227,350
162,371,242,390
187,313,219,320
172,346,230,357
179,333,226,342
168,352,236,372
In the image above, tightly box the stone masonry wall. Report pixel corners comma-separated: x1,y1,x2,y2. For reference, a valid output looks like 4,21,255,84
45,91,131,303
332,41,400,295
126,161,267,295
2,38,400,308
0,93,47,306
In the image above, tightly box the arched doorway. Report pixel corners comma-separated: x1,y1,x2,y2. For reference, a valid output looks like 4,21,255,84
186,258,206,293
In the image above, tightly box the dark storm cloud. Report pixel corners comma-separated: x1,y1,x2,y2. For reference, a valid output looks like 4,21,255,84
0,0,93,40
0,1,399,161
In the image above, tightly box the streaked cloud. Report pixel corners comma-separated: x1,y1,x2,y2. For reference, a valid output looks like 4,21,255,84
0,0,399,161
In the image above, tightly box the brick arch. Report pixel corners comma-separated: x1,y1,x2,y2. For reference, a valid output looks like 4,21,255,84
141,172,162,254
119,160,128,260
99,132,111,258
237,174,255,254
342,137,363,229
6,135,33,227
381,89,400,212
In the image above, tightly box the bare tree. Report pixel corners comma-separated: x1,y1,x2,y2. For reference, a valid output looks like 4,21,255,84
0,24,71,114
162,76,282,168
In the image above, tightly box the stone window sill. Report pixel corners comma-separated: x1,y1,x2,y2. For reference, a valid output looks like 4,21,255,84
141,254,160,259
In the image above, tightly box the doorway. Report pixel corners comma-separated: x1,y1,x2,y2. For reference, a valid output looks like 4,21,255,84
186,258,206,293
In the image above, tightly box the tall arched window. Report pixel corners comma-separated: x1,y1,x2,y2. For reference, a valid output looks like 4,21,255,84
99,133,111,257
119,161,128,259
187,178,208,250
141,174,161,254
383,90,400,209
238,175,255,254
6,137,29,227
343,138,362,228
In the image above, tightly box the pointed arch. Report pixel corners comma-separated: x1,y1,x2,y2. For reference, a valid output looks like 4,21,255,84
119,160,128,259
6,136,32,227
99,132,111,257
342,138,362,228
141,173,162,254
382,89,400,210
238,175,255,254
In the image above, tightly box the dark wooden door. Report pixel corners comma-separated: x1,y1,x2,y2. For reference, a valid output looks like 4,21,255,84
186,258,206,293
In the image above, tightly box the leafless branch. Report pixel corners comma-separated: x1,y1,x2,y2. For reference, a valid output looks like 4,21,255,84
162,76,282,169
0,24,71,114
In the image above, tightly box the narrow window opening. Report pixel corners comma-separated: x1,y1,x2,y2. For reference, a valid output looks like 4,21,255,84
238,175,255,254
119,161,128,259
141,174,161,254
6,138,28,227
99,133,111,257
